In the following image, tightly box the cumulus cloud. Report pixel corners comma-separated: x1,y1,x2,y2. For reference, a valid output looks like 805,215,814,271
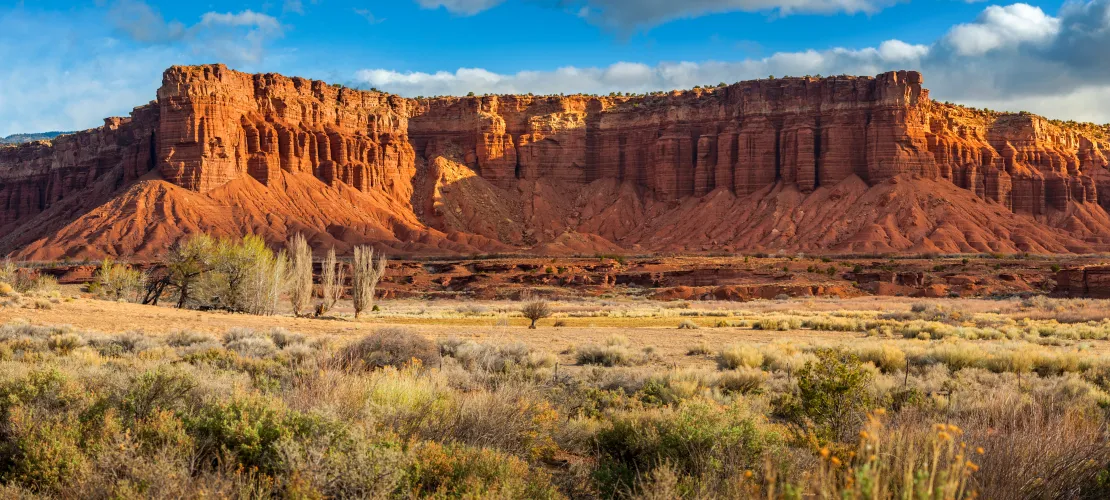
0,2,290,136
105,1,284,65
355,1,1110,123
0,8,174,136
943,3,1060,56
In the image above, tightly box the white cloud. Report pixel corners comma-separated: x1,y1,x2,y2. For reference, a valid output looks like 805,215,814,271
355,2,1110,123
0,8,174,136
943,3,1060,56
0,2,290,136
106,1,284,65
878,39,928,60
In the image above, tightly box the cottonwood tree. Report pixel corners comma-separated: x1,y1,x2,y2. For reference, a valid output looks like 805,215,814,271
248,247,288,316
351,246,387,318
161,234,216,308
96,258,145,303
287,233,313,317
203,235,288,315
317,247,345,317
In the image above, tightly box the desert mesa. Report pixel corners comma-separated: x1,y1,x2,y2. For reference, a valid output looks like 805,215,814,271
2,64,1110,260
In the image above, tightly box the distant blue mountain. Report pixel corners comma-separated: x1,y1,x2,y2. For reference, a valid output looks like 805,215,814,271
0,131,72,144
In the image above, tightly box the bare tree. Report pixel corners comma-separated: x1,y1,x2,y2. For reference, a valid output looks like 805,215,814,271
249,249,288,316
317,247,344,317
287,233,313,317
351,246,387,319
521,294,551,329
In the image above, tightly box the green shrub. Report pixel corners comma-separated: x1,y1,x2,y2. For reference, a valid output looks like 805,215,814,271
185,393,337,476
594,400,766,496
2,407,88,491
405,442,562,498
122,368,197,421
773,349,874,444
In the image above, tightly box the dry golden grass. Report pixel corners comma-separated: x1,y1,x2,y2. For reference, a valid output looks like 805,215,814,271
0,290,1108,498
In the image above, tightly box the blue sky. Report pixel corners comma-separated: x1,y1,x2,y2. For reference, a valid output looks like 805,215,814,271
1,0,1108,136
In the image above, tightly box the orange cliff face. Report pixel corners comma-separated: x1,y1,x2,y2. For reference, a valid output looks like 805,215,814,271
157,64,416,200
2,63,1110,260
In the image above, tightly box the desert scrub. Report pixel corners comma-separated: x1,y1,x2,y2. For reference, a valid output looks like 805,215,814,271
333,328,441,371
774,349,874,443
404,441,563,498
593,399,767,497
717,344,764,370
687,341,713,356
576,335,644,367
440,339,556,374
717,367,768,395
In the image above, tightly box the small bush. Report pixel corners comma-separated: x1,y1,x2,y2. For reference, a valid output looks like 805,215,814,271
521,297,552,329
333,328,441,371
677,320,700,330
717,345,764,370
774,349,873,443
226,336,277,358
717,367,767,394
687,341,713,356
91,331,153,356
269,328,306,349
46,333,84,355
165,329,212,347
405,442,560,498
594,400,766,496
577,344,637,367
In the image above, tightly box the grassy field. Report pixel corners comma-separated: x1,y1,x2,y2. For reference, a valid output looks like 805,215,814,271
1,280,1109,498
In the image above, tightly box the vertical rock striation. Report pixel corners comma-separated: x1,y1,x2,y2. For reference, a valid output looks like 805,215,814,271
2,64,1109,258
0,104,159,229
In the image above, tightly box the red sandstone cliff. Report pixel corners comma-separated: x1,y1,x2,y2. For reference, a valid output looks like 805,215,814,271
2,64,1109,260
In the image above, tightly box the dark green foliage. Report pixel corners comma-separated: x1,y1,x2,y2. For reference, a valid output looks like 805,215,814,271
773,349,874,444
594,400,766,496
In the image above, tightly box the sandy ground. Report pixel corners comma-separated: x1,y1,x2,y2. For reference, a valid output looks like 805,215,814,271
7,294,1107,374
0,296,900,371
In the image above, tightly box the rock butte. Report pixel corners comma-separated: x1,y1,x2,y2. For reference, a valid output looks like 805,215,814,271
2,64,1110,260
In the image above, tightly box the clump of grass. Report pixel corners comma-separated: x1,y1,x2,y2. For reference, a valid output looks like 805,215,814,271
165,329,213,347
269,327,306,349
856,343,907,373
718,367,768,394
687,341,713,356
577,336,640,367
441,339,556,373
717,344,764,370
677,320,700,330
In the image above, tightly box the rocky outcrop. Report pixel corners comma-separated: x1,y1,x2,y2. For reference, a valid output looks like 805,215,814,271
0,105,159,229
2,64,1110,259
1056,266,1110,298
157,65,416,201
